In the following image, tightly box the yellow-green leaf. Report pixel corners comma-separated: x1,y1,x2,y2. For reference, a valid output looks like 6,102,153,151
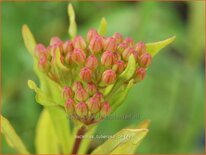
35,109,60,154
1,115,29,154
146,36,176,56
22,24,36,56
98,17,107,36
119,54,136,80
91,126,148,154
68,3,77,39
28,80,60,106
47,107,72,154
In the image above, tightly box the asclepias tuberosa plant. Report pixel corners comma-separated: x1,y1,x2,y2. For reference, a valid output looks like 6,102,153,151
1,4,175,154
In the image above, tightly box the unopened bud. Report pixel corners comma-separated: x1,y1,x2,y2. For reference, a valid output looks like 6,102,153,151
113,52,121,62
72,81,83,91
62,86,74,100
112,60,125,73
89,35,103,54
65,98,75,113
87,97,100,113
80,67,93,82
72,48,86,65
100,102,111,117
65,52,73,65
135,42,146,56
122,47,135,61
35,44,47,57
87,29,98,42
104,37,117,52
101,51,115,67
93,92,104,103
85,55,98,70
63,40,73,54
75,102,88,117
139,53,152,67
123,37,134,46
86,82,97,96
50,36,63,46
75,87,89,101
38,54,50,72
134,67,146,81
73,36,86,49
102,69,116,85
113,33,123,44
117,43,128,54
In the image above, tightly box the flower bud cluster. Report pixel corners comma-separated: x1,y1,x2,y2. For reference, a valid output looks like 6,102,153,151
35,29,152,125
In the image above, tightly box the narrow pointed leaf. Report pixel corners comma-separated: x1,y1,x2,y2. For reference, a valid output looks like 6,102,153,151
1,116,30,154
98,17,107,36
35,109,60,154
91,127,148,154
22,24,36,56
28,80,61,106
68,3,77,39
47,107,72,154
146,36,176,56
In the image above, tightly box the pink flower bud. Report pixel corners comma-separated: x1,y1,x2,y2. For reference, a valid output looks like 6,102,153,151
75,87,89,101
50,36,63,46
65,98,75,113
73,36,86,49
87,29,98,42
100,101,111,117
65,52,73,64
72,81,83,91
75,102,88,117
134,67,146,81
35,44,47,57
89,35,103,54
80,67,93,82
102,69,116,85
113,33,123,44
85,55,98,70
86,82,97,96
62,86,74,100
101,51,115,67
117,43,128,54
71,48,86,65
38,54,50,72
93,92,104,103
123,37,134,46
104,37,117,52
139,53,152,67
112,60,125,73
113,52,121,62
135,42,146,56
122,47,135,61
63,40,73,54
87,97,101,113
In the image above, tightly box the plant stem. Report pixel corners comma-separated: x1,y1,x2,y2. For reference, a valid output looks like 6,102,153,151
71,126,86,154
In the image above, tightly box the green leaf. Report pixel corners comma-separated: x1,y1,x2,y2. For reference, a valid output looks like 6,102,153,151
28,80,60,106
1,115,30,154
35,109,60,154
146,36,176,56
22,24,36,56
103,55,136,96
68,3,77,39
98,17,107,36
110,79,134,110
119,54,136,80
91,125,148,154
47,107,72,154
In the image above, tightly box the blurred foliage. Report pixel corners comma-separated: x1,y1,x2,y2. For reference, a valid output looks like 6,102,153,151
1,1,205,154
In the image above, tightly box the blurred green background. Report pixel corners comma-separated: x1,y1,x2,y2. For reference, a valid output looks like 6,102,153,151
1,1,205,154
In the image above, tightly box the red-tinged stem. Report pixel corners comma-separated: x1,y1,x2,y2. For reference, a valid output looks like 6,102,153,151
71,126,86,154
